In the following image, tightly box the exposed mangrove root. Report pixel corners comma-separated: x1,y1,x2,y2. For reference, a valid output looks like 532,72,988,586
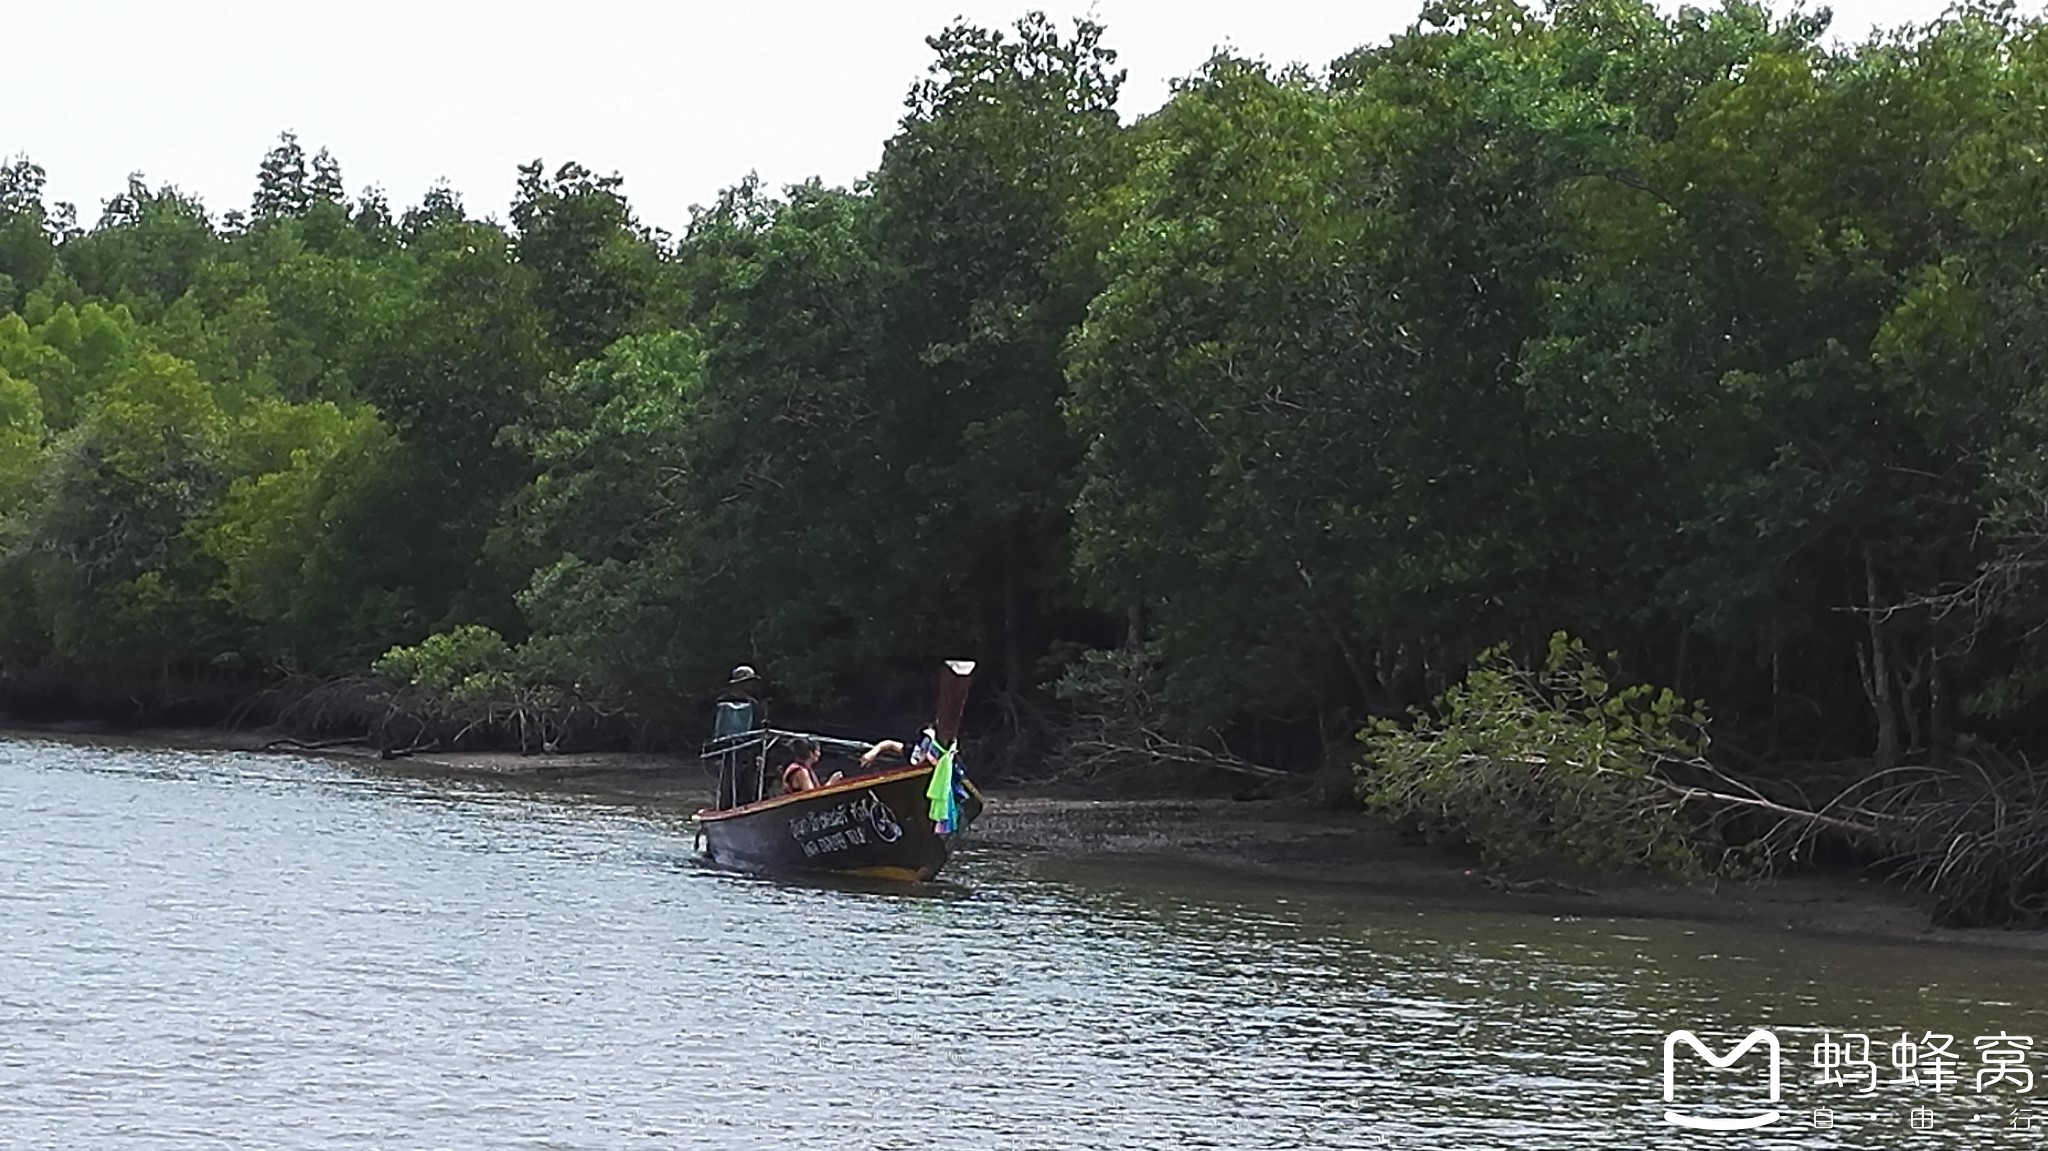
1441,746,2048,930
230,672,651,757
1824,752,2048,928
1629,750,2048,928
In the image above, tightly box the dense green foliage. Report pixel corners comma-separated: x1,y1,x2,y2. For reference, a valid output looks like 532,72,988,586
1357,633,1721,877
6,3,2048,775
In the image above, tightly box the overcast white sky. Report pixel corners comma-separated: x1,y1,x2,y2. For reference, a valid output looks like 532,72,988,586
3,0,1993,236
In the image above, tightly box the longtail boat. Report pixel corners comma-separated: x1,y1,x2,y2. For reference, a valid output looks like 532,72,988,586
693,660,984,882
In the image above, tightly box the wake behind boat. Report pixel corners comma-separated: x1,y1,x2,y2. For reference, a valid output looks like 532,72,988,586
693,661,983,882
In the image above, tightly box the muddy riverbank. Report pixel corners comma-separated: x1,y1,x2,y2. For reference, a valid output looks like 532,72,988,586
7,720,2039,952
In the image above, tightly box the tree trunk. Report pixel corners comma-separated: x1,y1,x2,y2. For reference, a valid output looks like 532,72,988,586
1002,525,1023,698
1295,560,1379,716
1863,548,1900,771
1928,644,1950,769
1769,630,1782,752
1897,640,1926,756
1675,623,1689,698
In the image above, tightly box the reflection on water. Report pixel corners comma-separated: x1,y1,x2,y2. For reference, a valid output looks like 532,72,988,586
1,735,2040,1149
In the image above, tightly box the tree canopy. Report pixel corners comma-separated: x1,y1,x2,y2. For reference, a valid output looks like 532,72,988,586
4,3,2048,773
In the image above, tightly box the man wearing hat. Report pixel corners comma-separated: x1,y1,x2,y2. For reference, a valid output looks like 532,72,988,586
714,664,769,734
711,665,771,807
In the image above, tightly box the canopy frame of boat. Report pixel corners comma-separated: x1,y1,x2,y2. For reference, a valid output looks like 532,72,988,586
698,727,879,811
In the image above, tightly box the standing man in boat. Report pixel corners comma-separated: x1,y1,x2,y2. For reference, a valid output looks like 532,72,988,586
712,665,770,807
714,665,769,733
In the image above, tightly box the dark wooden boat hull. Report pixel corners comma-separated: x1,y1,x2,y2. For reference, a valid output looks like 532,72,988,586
695,764,982,882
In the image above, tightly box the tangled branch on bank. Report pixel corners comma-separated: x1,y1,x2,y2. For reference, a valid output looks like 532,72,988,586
238,666,638,757
1830,752,2048,928
1359,633,2048,927
1043,644,1294,790
1049,713,1294,785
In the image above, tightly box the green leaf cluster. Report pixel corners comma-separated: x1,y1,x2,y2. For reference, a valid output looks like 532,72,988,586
373,624,519,703
1357,633,1719,877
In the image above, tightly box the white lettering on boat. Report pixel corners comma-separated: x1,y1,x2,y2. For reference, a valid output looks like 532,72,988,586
788,793,908,856
788,806,850,838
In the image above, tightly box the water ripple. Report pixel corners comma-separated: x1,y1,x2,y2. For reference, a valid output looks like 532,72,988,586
1,735,2039,1150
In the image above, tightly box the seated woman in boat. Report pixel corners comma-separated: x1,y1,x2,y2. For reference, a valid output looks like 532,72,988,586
780,739,844,794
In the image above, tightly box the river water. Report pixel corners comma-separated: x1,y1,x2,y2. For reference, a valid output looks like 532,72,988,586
5,736,2048,1149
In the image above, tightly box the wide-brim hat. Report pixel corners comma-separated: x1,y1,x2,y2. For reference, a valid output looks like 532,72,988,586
728,664,758,684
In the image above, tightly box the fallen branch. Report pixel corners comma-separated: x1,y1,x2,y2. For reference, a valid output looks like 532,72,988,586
1052,717,1292,783
260,736,366,752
